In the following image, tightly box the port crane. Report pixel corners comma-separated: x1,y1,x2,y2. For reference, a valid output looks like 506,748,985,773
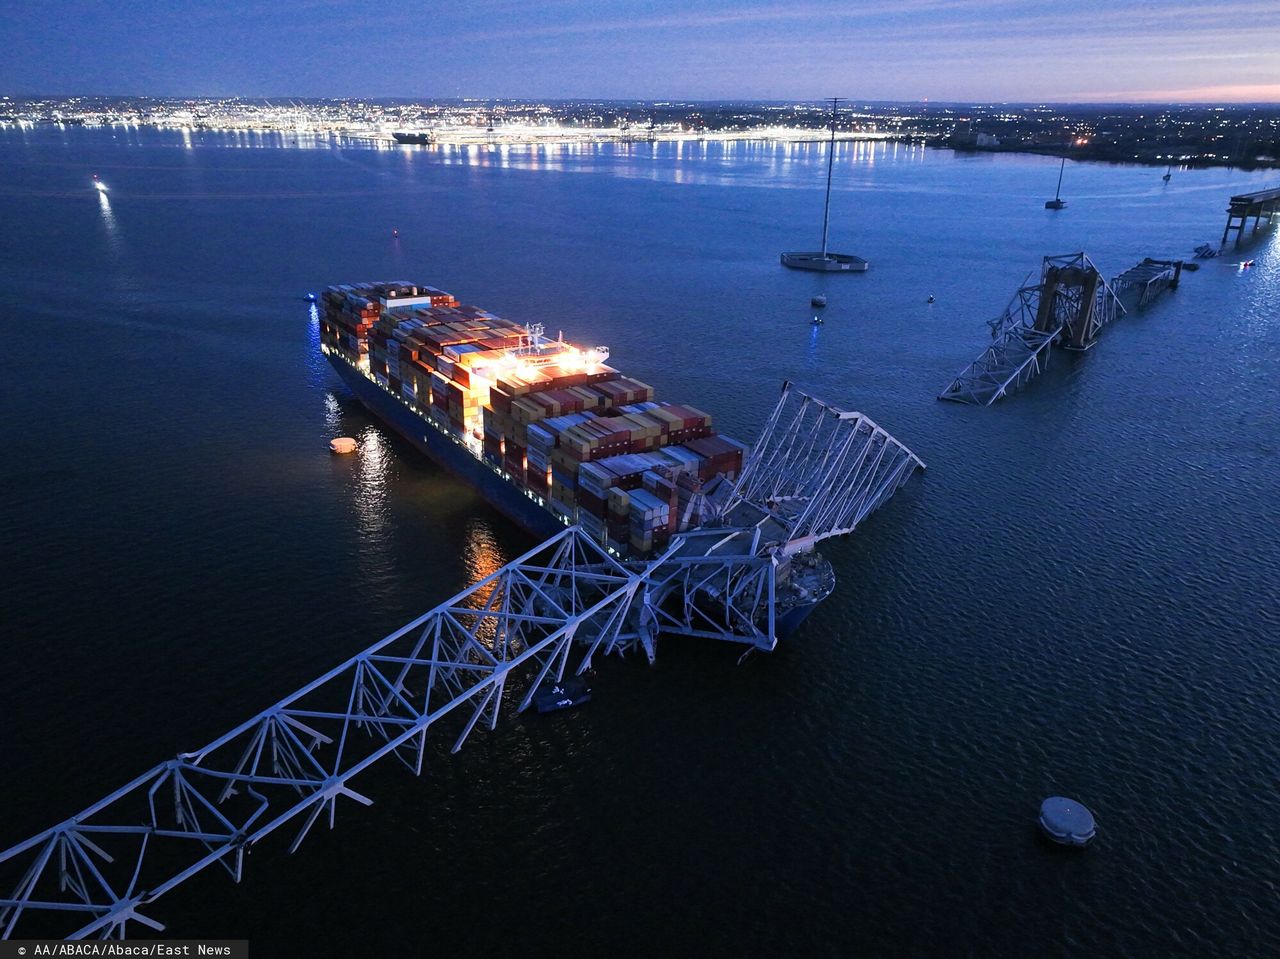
0,384,923,940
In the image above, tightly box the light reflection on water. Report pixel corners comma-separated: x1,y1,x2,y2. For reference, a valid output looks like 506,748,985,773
353,427,391,555
97,189,118,241
460,518,508,649
462,519,506,588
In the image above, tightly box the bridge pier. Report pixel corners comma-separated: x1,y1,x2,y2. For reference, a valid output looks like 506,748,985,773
1221,187,1280,247
939,252,1123,405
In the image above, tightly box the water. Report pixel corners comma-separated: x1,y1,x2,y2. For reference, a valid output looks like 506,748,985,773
2,126,1278,956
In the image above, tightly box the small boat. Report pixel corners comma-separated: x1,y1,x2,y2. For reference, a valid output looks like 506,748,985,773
784,252,868,272
1162,163,1172,182
1044,157,1067,210
532,676,592,714
811,294,827,308
330,437,358,454
810,315,824,326
781,97,869,272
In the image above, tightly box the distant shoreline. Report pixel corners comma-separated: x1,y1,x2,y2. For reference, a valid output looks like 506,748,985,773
6,117,1278,173
949,142,1280,172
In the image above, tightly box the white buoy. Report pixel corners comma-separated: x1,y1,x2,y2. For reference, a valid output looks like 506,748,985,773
329,437,358,454
1038,796,1096,847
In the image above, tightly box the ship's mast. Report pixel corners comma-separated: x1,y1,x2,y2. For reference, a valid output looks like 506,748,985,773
1054,156,1065,201
820,97,842,259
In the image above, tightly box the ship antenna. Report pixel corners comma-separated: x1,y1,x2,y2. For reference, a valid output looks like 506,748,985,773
820,97,843,259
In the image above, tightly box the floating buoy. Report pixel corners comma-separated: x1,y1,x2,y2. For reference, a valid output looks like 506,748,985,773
330,437,358,454
1038,796,1096,847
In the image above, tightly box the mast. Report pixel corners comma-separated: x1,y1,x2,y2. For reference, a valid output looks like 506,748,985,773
1054,156,1065,201
820,97,842,258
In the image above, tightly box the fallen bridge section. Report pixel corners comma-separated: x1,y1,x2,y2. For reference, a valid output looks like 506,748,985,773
0,527,777,940
1111,258,1182,312
1,384,928,941
939,252,1124,406
720,382,926,555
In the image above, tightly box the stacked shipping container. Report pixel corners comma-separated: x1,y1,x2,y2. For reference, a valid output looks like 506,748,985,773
322,281,747,557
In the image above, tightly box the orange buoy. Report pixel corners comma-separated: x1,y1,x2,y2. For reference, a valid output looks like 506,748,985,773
330,437,358,454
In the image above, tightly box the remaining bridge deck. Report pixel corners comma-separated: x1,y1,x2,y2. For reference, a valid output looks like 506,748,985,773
1221,186,1280,246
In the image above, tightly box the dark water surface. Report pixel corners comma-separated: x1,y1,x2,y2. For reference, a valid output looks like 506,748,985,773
2,127,1278,957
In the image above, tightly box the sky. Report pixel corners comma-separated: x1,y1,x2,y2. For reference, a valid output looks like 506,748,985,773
2,0,1278,103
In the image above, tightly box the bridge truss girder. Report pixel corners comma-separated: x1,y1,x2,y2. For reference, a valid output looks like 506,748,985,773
2,380,931,941
724,383,925,554
939,252,1124,406
0,525,780,941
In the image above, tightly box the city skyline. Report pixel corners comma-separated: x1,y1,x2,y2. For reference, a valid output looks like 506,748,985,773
2,0,1278,104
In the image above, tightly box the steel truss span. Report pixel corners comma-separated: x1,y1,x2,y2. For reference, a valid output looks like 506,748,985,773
1,384,926,941
939,252,1124,406
723,383,926,555
0,526,792,940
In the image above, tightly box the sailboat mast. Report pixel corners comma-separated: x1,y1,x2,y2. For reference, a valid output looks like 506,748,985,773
820,97,841,258
1054,156,1065,200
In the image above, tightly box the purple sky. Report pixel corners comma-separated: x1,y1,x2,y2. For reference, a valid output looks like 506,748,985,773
2,0,1277,102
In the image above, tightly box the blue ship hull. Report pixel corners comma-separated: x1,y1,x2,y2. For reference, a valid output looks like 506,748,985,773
776,600,818,636
327,354,567,542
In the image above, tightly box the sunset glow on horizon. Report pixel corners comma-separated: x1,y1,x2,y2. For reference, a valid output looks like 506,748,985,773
1,0,1276,103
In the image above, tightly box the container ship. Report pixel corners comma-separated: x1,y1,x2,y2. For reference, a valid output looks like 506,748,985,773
320,281,756,556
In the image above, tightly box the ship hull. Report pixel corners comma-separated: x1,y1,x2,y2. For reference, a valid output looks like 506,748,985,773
776,600,819,636
327,355,567,542
326,352,824,641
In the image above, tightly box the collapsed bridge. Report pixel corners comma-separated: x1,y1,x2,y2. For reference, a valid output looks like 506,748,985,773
939,251,1182,407
1,383,924,941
